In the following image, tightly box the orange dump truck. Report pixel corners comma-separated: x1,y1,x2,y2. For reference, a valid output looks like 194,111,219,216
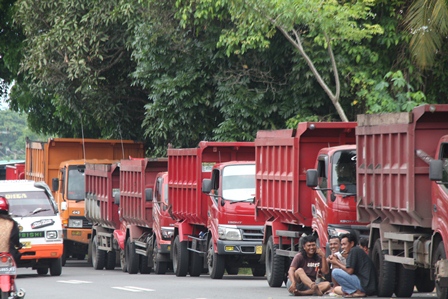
25,138,144,263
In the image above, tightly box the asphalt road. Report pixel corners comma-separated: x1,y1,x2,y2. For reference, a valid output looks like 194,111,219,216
15,259,438,299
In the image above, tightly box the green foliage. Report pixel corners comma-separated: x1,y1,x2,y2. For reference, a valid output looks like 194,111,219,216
12,0,147,142
0,109,48,160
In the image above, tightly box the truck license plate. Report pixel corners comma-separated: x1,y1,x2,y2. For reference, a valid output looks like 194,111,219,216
256,245,262,254
22,241,31,249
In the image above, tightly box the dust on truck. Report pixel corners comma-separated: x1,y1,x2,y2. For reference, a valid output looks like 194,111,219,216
168,142,265,279
255,123,357,287
356,104,448,298
25,138,144,262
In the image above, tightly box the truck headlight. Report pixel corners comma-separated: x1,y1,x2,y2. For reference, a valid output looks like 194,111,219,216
218,226,242,241
161,227,174,240
68,219,83,228
46,230,58,239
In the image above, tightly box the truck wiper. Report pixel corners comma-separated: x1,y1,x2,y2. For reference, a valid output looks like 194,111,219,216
229,197,255,204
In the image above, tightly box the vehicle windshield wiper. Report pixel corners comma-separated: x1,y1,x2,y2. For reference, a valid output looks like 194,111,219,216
29,208,51,215
229,197,255,204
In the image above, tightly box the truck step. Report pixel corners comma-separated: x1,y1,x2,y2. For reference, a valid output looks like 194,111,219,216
276,249,298,258
276,231,303,238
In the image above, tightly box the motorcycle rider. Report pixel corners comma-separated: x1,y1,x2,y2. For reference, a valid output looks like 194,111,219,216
0,196,22,262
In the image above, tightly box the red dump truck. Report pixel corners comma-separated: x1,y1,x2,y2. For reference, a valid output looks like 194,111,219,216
5,163,25,180
356,104,448,298
168,142,265,279
25,138,144,263
117,158,168,274
255,123,358,287
84,159,172,274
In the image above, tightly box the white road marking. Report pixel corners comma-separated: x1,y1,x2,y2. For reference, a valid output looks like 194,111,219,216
57,280,93,284
112,286,155,292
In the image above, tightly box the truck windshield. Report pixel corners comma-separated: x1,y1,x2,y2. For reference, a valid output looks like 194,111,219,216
332,150,357,194
67,166,85,200
4,191,57,217
222,164,255,201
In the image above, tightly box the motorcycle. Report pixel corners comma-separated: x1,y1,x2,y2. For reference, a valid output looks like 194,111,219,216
0,252,25,299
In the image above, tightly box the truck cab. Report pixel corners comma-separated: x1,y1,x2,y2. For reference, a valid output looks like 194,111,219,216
202,161,264,277
306,145,368,251
151,171,175,274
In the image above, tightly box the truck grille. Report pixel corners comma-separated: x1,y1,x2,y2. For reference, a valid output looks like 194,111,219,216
241,227,264,241
69,216,92,229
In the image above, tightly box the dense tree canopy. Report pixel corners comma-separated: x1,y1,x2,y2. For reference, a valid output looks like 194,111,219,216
1,0,445,155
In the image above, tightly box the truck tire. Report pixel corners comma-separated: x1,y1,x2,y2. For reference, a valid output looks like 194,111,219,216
372,238,395,297
189,251,202,277
251,264,266,277
126,238,139,274
87,238,93,265
120,249,127,272
173,235,189,277
415,268,435,292
92,235,106,270
153,241,167,274
266,235,285,287
140,255,151,274
50,258,62,276
1,291,9,299
395,264,415,297
434,242,448,299
105,250,116,270
207,238,225,279
37,267,48,275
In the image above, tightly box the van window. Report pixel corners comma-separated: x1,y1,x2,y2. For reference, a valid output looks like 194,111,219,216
2,191,57,217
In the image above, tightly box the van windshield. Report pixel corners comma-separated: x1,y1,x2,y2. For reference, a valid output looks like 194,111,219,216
3,191,57,217
222,164,255,201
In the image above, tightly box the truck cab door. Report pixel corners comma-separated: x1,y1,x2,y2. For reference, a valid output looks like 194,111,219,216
311,155,330,240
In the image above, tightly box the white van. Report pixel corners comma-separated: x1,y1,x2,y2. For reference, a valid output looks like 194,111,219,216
0,180,63,276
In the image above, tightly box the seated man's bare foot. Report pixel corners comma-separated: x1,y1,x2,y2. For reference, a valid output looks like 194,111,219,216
294,289,314,296
312,283,323,296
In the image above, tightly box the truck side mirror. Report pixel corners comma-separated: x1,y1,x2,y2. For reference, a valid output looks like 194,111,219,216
145,188,153,202
202,179,212,193
52,178,59,192
306,170,318,187
430,160,444,181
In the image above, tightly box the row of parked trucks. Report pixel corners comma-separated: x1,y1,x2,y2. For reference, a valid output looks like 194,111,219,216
18,104,448,299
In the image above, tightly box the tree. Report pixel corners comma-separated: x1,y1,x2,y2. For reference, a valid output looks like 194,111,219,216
404,0,448,69
176,0,383,121
11,0,147,141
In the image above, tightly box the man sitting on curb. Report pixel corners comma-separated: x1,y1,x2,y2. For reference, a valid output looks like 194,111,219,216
287,235,331,296
328,233,377,298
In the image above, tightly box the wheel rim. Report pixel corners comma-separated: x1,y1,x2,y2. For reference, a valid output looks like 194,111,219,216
173,239,178,272
207,240,214,273
92,236,97,268
153,242,159,272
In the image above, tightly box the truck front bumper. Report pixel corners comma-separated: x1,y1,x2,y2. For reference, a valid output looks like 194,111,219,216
64,228,91,244
216,240,263,255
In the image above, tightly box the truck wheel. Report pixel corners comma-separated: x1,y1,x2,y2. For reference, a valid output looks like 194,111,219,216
50,258,62,276
266,235,285,287
173,235,189,277
126,238,139,274
153,241,167,274
415,268,435,292
87,238,93,265
37,267,48,275
207,238,225,279
140,255,151,274
105,250,116,270
251,264,266,277
189,251,202,277
120,249,127,272
434,242,448,299
92,235,106,270
395,264,415,297
372,238,395,297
